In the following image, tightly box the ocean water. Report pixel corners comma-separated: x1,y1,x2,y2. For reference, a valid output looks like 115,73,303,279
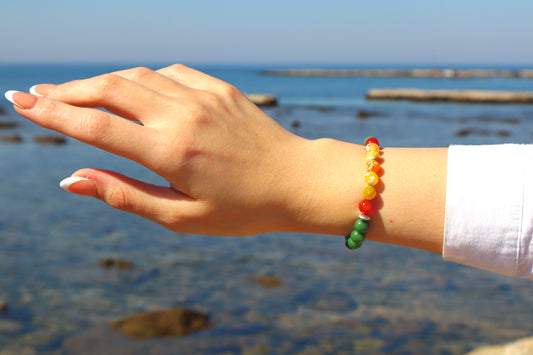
1,63,533,354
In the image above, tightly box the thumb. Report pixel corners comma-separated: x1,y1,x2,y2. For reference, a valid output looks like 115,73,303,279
59,168,195,227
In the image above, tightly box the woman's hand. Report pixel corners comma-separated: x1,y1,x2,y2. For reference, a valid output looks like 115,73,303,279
5,64,319,236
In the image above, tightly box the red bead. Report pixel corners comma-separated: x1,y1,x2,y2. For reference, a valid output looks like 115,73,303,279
359,199,376,216
364,137,380,147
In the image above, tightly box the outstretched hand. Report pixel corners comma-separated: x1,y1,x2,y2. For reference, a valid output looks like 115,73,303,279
6,65,318,236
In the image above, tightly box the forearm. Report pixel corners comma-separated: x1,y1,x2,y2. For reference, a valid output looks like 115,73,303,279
291,138,447,254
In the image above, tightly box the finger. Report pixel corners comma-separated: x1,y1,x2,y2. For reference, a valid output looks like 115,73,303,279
33,73,168,123
9,92,153,164
111,66,190,97
60,168,199,229
157,64,232,93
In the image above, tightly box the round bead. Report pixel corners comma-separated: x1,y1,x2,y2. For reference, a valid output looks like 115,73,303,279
366,150,380,161
359,199,376,216
345,235,363,249
366,142,380,153
365,171,379,186
350,230,366,244
364,137,380,146
362,185,376,200
366,159,381,173
354,218,370,233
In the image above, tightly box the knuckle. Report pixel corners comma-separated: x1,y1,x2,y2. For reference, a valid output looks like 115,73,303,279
219,82,241,100
96,73,123,97
105,186,132,211
129,66,154,82
168,63,188,73
79,111,110,138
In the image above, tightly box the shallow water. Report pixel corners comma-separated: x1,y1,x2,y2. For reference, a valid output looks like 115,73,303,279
1,63,533,354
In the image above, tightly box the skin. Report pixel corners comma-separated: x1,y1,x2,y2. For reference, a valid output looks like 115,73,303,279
7,64,447,254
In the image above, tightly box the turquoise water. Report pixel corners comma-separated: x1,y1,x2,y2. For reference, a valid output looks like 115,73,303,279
1,63,533,354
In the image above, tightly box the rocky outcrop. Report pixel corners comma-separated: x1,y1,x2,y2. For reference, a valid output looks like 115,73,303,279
467,337,533,355
246,94,278,107
262,68,533,79
99,258,134,270
109,308,210,338
366,89,533,104
33,135,67,145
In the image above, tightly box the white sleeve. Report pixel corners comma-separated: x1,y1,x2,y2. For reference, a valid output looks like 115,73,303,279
443,144,533,279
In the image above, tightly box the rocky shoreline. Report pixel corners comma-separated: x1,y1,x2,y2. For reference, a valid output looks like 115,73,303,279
366,89,533,104
262,68,533,79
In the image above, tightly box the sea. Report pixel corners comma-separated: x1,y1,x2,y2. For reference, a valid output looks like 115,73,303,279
1,63,533,354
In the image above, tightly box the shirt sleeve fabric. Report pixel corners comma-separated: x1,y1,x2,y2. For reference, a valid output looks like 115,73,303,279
443,144,533,279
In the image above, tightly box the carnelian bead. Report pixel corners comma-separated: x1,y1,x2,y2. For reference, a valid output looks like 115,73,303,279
364,137,380,146
366,159,381,173
366,142,379,153
365,171,379,186
362,185,376,200
359,199,376,216
366,150,380,161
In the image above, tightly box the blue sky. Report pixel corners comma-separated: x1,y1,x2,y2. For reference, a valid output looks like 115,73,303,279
1,0,532,64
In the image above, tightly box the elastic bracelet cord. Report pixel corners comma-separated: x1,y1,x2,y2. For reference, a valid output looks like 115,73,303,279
345,136,381,250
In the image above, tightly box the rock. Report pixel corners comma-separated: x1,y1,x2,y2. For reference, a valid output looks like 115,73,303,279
357,110,383,119
0,122,17,129
290,120,301,129
1,135,23,143
367,89,533,104
466,336,533,355
109,308,210,338
252,275,283,288
0,301,7,311
0,106,4,115
99,258,134,270
33,135,67,145
246,94,278,107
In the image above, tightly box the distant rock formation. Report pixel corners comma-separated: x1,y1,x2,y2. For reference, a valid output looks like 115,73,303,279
246,94,278,107
366,89,533,104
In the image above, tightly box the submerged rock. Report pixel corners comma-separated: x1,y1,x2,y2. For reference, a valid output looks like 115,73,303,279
109,308,210,338
0,122,17,129
252,275,283,288
99,258,134,270
0,301,8,311
1,135,23,143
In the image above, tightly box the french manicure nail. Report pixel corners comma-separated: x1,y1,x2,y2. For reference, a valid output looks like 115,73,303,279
30,84,55,97
4,90,38,109
59,176,91,191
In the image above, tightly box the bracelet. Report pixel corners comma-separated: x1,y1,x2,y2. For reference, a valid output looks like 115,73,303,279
345,136,381,250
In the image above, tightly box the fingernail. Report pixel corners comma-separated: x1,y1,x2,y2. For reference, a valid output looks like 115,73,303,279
60,176,91,191
30,84,55,97
4,90,38,109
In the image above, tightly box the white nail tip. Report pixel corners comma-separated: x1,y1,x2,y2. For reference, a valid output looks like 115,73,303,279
29,85,42,97
60,176,91,191
4,90,18,104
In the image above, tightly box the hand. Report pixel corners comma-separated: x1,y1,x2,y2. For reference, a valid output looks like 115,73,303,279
6,65,315,236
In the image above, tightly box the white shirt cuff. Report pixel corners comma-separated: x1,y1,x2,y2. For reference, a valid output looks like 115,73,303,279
443,144,533,279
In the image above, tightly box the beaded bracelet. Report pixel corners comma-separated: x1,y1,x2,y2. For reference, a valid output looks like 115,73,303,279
345,136,381,250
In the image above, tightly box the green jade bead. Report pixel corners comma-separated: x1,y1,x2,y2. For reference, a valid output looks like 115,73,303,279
354,218,370,233
345,236,363,250
350,230,366,244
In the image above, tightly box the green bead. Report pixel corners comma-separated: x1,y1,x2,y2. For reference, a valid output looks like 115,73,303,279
354,219,370,233
350,230,366,244
345,236,362,250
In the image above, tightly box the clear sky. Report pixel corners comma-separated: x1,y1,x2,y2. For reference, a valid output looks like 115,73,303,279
1,0,532,64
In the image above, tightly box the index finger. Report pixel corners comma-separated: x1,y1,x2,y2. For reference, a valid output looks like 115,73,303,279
10,91,155,166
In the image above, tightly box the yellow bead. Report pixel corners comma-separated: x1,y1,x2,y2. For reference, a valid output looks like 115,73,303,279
365,171,379,186
366,143,379,153
366,150,380,161
362,185,376,200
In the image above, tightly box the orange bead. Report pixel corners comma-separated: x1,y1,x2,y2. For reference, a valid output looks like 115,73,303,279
366,159,381,173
